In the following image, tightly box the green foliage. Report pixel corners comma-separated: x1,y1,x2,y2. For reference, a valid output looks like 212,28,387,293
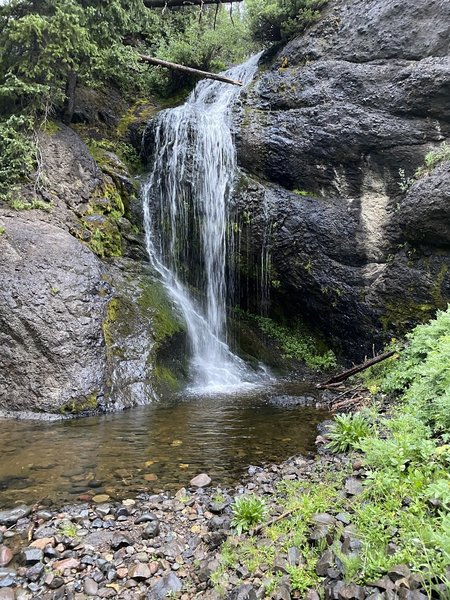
415,142,450,178
0,226,5,236
326,412,373,453
367,306,450,437
0,115,36,202
59,521,78,538
253,314,337,370
231,494,267,534
245,0,328,43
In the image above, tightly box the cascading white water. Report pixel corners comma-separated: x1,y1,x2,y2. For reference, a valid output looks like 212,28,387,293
142,54,261,392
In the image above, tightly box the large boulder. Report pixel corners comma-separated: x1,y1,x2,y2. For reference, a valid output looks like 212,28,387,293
0,125,184,415
235,0,450,356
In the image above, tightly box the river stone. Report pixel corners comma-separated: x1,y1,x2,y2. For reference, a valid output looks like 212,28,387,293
337,584,365,600
92,494,110,503
21,548,43,565
142,521,160,539
0,589,15,600
344,478,363,496
227,584,258,600
148,572,182,599
0,505,31,525
0,548,12,568
84,577,99,596
190,473,212,487
134,513,157,524
129,563,151,580
53,557,80,571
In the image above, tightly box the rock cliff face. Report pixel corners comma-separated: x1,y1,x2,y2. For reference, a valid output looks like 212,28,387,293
235,0,450,357
0,125,184,416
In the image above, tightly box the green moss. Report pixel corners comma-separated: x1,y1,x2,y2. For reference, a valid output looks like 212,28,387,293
116,100,158,139
10,198,52,212
0,226,4,236
153,365,182,393
138,279,183,344
59,392,98,415
430,263,448,309
380,299,435,333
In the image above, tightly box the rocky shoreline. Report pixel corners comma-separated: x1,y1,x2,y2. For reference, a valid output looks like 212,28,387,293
0,435,433,600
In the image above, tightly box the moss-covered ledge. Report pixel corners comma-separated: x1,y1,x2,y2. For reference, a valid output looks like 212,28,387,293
100,260,187,411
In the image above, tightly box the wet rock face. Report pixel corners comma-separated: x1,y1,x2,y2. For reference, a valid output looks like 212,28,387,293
0,126,183,415
236,0,450,356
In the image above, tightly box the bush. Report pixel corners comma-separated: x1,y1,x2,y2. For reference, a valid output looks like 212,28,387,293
0,115,36,203
245,0,328,43
231,494,267,534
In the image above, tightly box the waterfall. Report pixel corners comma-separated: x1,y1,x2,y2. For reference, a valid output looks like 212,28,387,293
142,54,261,392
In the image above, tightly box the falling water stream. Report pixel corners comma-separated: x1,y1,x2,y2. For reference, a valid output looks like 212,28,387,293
142,54,262,392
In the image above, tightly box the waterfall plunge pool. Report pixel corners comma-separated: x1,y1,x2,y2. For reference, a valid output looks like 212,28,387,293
0,381,329,508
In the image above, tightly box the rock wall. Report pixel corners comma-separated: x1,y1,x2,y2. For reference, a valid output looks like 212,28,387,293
234,0,450,357
0,124,184,416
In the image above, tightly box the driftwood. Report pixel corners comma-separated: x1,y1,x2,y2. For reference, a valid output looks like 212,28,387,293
138,54,243,86
143,0,242,8
317,350,396,389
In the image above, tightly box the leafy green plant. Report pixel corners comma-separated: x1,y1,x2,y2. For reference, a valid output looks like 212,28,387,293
59,521,78,538
415,142,450,178
231,494,267,534
0,226,4,236
326,412,373,453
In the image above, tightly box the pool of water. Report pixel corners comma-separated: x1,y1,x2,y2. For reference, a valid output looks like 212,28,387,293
0,381,328,508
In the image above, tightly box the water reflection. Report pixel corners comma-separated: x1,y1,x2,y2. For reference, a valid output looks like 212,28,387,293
0,382,327,507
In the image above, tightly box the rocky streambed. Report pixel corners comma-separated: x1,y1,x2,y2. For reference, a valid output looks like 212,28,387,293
0,437,433,600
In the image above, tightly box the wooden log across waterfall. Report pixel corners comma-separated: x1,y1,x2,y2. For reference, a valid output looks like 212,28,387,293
138,54,243,86
143,0,243,8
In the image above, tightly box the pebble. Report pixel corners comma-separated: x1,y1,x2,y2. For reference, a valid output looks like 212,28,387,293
0,548,12,568
190,473,212,487
83,576,99,596
92,494,110,503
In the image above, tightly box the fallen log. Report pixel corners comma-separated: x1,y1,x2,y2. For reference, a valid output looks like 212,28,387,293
143,0,242,8
317,350,396,388
138,54,243,86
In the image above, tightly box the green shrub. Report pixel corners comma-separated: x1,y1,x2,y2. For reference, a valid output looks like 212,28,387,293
0,115,36,202
327,412,373,453
245,0,328,43
231,494,267,534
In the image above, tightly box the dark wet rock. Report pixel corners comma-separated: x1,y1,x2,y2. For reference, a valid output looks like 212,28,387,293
388,565,411,582
235,0,450,358
337,584,366,600
227,584,258,600
0,506,31,526
148,572,182,599
316,549,334,577
110,533,133,550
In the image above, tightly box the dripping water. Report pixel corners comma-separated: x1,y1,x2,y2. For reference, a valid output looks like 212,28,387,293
142,54,262,393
